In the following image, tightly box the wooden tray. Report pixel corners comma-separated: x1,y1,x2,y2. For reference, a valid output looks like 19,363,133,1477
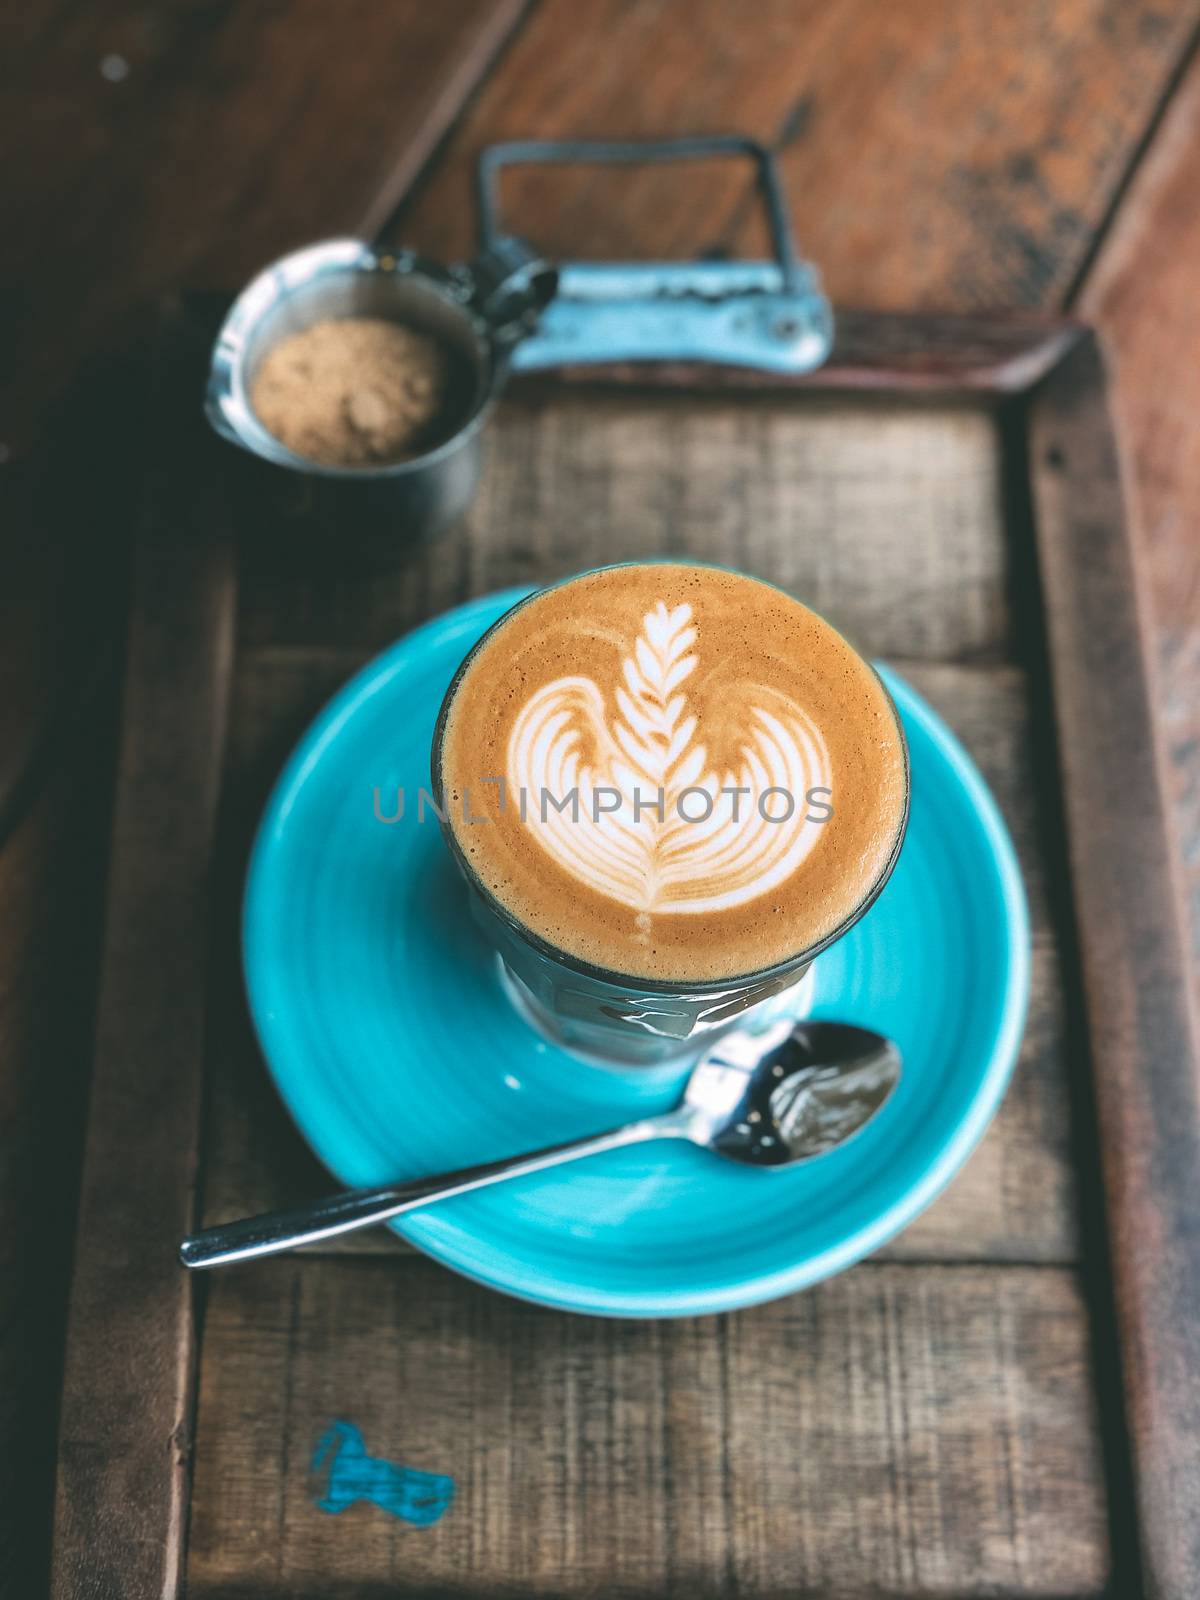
50,303,1200,1599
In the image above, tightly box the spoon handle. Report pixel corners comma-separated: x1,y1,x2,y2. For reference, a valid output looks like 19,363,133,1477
179,1110,692,1269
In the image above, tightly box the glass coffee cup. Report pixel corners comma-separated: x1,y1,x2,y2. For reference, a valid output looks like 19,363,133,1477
432,563,910,1067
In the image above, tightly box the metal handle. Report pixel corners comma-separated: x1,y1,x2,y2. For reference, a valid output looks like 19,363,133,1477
179,1110,694,1269
466,234,558,340
475,135,803,289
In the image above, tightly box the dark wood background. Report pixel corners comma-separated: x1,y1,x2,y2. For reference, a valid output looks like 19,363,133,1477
4,1,1200,1593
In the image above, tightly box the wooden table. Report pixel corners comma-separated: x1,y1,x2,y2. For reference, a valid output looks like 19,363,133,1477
4,3,1200,1594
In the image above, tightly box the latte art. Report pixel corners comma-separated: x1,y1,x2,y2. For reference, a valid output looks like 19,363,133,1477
508,601,833,917
436,564,909,984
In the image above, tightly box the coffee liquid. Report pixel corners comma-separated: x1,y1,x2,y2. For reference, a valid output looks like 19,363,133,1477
437,564,908,983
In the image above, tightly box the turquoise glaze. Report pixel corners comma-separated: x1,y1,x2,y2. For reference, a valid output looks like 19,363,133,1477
244,588,1029,1317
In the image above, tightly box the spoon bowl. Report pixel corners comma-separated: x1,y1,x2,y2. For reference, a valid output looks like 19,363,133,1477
694,1020,903,1166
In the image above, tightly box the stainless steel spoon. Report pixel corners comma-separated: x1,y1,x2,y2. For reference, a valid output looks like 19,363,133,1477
179,1020,900,1270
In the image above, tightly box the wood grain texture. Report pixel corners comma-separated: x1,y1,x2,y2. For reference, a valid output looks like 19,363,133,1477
393,0,1198,314
239,390,1012,661
1030,333,1200,1600
184,1256,1109,1598
49,322,238,1600
1076,46,1200,1020
199,650,1080,1267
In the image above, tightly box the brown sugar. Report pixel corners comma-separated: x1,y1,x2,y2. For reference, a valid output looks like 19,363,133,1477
250,316,454,468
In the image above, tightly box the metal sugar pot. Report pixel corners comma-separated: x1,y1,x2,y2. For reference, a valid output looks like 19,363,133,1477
205,137,833,544
205,233,555,541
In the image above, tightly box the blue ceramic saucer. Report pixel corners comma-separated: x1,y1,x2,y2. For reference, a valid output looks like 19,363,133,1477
244,588,1029,1317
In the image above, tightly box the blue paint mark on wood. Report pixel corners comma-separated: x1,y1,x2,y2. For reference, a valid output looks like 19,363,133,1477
312,1421,454,1526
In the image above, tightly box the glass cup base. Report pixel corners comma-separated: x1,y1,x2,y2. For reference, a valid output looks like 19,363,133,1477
495,952,816,1072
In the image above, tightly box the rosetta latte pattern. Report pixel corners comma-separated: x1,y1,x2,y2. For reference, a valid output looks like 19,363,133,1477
508,601,832,917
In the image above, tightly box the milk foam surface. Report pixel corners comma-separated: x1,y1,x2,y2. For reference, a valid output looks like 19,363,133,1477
437,564,908,983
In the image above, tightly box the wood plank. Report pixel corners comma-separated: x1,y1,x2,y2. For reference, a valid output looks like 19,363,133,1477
1030,333,1200,1600
0,711,120,1597
1076,47,1200,1021
0,336,144,845
393,0,1198,314
49,315,238,1600
0,0,528,453
199,650,1079,1266
185,1256,1109,1597
896,661,1074,1262
239,390,1012,662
